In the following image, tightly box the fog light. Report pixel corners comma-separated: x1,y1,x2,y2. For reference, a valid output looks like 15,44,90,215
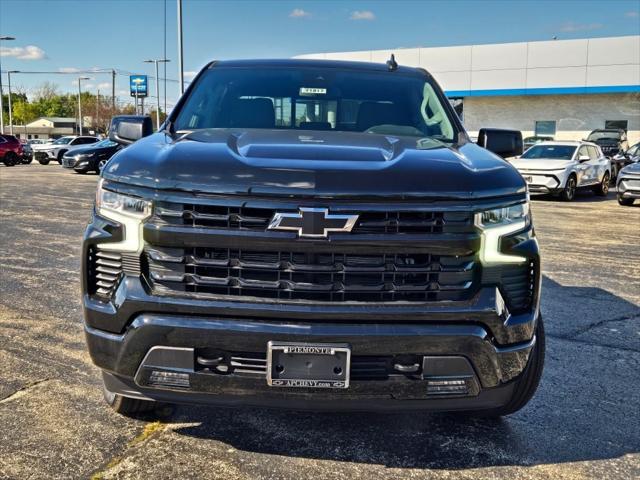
426,379,468,395
149,370,190,388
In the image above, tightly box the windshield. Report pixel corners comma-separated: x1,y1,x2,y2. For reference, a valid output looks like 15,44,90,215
94,139,117,148
521,145,577,160
174,67,457,141
587,131,621,141
53,137,73,145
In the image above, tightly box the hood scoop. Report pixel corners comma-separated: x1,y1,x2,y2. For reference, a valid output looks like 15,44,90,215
228,130,399,162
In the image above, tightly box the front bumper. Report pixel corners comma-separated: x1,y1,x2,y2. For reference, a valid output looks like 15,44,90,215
61,156,77,168
617,175,640,199
518,171,565,194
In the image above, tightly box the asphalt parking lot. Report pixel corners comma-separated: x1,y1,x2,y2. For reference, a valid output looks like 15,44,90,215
0,163,638,480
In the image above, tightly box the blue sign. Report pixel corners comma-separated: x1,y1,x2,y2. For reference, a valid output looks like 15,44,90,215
129,75,148,97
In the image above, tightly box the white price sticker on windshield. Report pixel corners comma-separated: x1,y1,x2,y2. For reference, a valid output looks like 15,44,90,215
300,87,327,96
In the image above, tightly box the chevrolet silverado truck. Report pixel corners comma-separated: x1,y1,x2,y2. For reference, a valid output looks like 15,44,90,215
83,59,543,417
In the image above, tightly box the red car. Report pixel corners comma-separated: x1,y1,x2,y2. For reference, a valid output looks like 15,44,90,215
0,134,23,167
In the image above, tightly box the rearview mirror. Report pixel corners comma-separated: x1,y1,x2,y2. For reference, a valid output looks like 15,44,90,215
477,128,523,158
109,115,154,145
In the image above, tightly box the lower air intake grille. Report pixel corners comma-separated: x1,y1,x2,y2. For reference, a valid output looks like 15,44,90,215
500,260,536,314
88,248,123,299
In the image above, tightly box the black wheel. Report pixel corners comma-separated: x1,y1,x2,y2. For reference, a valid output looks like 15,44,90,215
57,150,66,164
593,172,610,196
473,316,545,417
74,169,88,174
3,152,18,166
38,159,50,165
560,175,577,201
618,195,635,206
102,380,158,416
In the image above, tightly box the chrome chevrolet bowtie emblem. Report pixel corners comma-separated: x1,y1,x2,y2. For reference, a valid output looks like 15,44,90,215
268,208,359,238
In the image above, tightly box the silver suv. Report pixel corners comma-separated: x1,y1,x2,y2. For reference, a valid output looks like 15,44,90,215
509,141,611,201
32,135,98,165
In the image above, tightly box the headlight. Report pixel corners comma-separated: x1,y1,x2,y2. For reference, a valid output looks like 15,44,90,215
475,202,530,264
96,178,151,252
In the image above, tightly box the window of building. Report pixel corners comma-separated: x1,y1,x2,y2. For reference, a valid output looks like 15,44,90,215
605,120,628,132
535,121,556,136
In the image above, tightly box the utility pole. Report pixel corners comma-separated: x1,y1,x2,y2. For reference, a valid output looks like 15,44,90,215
96,89,100,134
0,35,17,134
177,0,184,94
7,70,18,135
144,59,170,128
111,69,116,113
77,76,90,135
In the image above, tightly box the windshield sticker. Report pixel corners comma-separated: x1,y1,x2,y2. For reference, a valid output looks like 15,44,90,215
300,87,327,96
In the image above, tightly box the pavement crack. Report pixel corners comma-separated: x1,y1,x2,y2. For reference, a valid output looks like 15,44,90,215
0,378,52,404
563,313,640,339
90,421,167,480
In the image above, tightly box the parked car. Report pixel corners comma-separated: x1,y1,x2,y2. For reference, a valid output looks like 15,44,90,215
85,59,544,418
62,138,122,173
28,138,51,145
509,141,611,201
0,134,23,167
32,135,99,164
523,135,553,150
586,129,629,178
612,142,640,169
20,141,33,164
616,162,640,206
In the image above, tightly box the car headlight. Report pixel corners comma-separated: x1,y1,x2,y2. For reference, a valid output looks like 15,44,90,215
475,202,530,264
96,178,152,252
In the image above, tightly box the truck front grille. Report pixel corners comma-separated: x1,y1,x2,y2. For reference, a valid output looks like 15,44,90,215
146,246,477,302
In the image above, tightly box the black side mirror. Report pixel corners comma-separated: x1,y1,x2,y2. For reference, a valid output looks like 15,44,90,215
109,115,154,145
477,128,523,158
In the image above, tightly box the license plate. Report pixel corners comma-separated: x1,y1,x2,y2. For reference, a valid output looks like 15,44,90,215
523,176,533,183
267,342,351,389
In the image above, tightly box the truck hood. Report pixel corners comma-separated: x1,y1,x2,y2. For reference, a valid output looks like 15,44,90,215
102,129,525,199
508,158,574,171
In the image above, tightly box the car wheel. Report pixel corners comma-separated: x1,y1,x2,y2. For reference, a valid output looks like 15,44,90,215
57,151,66,164
38,159,50,165
3,152,18,166
560,175,577,201
97,159,108,173
593,172,610,196
74,169,87,174
102,380,158,416
22,157,33,164
618,195,635,206
470,315,545,417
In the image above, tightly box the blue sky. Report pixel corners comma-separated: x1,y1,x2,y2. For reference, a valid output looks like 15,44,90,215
1,0,639,109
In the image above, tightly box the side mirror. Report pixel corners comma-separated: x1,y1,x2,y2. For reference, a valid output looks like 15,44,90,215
578,155,590,162
109,115,154,145
477,128,523,158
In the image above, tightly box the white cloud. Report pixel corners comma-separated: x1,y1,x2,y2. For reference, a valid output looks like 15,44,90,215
97,82,111,90
558,21,603,32
183,71,197,79
289,8,311,18
350,10,375,21
625,11,639,18
59,67,81,73
0,45,46,60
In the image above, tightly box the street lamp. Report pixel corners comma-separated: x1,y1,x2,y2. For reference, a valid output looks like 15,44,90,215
143,58,170,128
0,35,16,134
7,70,19,136
77,76,90,135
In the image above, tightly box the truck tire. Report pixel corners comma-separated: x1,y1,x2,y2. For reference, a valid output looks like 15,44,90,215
471,316,545,417
102,381,158,416
3,152,18,166
560,175,576,201
593,172,610,196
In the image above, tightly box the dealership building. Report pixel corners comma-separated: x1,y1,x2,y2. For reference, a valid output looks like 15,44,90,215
297,35,640,144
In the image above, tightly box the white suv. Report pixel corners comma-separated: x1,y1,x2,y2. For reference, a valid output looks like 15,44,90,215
32,135,98,165
509,141,611,201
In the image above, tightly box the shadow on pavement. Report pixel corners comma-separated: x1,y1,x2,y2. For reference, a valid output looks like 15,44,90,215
166,275,640,470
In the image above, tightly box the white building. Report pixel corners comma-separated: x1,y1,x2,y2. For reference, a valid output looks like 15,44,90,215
297,35,640,144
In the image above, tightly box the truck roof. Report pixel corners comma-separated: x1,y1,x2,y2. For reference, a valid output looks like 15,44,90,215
209,58,425,76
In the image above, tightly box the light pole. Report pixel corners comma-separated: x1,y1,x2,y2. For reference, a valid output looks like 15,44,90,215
7,70,19,136
77,76,90,135
177,0,184,94
0,35,16,134
144,59,170,128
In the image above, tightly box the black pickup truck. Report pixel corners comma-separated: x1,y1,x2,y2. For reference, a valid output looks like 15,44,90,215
82,59,543,417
